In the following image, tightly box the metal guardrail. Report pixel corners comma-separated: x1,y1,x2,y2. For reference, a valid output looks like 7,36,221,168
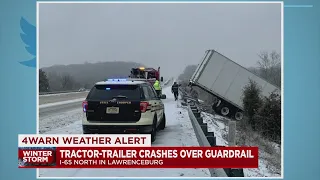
161,78,173,88
39,78,173,96
181,88,244,177
187,105,228,177
39,90,83,95
163,77,173,86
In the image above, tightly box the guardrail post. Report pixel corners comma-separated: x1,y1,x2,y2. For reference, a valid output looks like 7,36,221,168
229,169,245,177
226,120,245,177
193,111,201,118
207,132,214,137
200,125,208,135
228,120,236,146
206,132,216,146
223,168,245,177
224,168,231,176
196,117,204,125
191,108,198,113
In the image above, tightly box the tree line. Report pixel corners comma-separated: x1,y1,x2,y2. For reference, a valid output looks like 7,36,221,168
39,61,145,93
39,69,86,92
242,51,281,143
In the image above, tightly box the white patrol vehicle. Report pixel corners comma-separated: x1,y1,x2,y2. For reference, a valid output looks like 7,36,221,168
82,78,167,142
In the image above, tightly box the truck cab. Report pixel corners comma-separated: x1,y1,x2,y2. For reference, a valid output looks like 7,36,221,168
129,67,163,84
129,67,164,96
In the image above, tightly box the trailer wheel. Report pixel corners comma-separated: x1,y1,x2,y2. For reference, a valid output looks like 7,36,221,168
221,107,230,116
235,112,244,121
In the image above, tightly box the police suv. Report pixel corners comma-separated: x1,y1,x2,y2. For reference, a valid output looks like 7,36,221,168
82,79,166,142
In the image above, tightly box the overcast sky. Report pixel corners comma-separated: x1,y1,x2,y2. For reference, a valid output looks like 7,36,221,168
39,2,281,77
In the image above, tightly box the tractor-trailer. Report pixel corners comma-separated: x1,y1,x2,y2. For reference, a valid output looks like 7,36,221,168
189,49,280,120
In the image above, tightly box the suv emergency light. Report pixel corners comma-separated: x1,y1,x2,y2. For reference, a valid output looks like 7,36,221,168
82,101,88,112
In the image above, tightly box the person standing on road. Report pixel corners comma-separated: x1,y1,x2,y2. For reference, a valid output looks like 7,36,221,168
171,82,179,101
153,80,162,97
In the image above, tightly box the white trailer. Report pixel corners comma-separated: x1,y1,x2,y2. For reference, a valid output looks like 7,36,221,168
189,50,280,120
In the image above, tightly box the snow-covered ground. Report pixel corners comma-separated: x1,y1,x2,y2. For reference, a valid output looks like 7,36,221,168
201,112,281,177
201,112,228,146
39,91,89,105
39,98,85,109
38,86,210,178
39,108,83,134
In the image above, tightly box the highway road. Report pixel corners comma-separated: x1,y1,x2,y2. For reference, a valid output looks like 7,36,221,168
38,80,172,133
38,85,211,177
39,91,88,105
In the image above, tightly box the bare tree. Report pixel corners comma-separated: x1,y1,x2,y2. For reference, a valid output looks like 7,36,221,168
46,71,62,91
257,51,281,87
178,65,197,82
61,74,76,90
